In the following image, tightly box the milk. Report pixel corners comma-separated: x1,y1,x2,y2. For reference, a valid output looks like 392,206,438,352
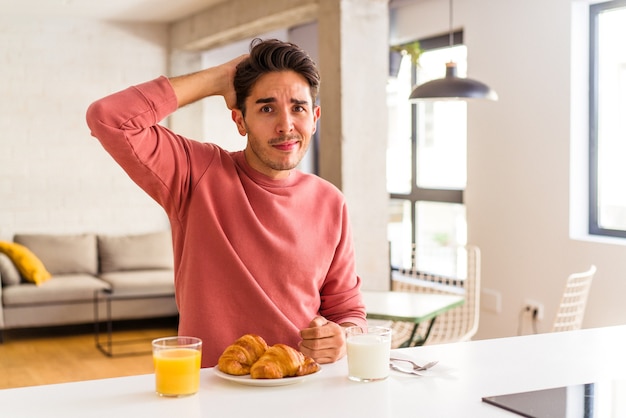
346,327,391,382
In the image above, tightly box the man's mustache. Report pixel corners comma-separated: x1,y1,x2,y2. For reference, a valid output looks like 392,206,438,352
268,135,302,145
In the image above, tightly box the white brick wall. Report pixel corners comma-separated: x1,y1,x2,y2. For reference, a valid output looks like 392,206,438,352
0,16,171,240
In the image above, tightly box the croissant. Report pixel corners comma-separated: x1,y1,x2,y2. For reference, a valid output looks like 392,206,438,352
250,343,320,379
217,334,269,376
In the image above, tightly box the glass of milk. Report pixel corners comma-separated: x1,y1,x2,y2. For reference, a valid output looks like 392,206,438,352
345,326,392,382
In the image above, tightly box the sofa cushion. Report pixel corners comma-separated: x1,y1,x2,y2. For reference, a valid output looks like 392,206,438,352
0,241,52,286
13,233,98,276
98,270,175,294
2,274,110,306
98,231,173,273
0,252,21,286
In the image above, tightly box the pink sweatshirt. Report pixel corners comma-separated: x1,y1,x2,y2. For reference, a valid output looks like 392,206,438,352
86,76,366,367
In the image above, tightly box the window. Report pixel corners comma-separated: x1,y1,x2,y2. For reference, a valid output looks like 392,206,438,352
589,0,626,238
387,32,467,271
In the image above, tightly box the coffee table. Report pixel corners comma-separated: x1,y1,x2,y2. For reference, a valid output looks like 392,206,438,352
93,288,176,357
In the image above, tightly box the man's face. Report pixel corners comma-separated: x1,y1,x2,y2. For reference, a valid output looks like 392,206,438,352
232,70,320,180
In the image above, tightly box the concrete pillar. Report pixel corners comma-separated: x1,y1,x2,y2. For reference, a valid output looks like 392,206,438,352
317,0,390,290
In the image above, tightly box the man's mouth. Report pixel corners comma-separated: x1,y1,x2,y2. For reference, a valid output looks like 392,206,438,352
273,141,299,151
271,136,301,151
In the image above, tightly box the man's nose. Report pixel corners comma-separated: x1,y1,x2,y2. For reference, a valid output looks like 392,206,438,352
276,112,294,134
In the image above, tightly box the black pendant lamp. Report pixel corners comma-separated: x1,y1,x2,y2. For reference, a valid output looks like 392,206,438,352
409,0,498,101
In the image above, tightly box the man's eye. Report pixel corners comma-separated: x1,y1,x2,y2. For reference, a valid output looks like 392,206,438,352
260,106,272,113
294,105,305,112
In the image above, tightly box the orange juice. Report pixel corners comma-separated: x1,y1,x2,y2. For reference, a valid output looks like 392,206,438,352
153,348,201,396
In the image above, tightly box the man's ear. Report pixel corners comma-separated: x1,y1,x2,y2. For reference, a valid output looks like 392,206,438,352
231,109,247,136
312,106,321,134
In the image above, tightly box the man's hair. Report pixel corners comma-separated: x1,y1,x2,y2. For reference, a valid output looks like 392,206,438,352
234,38,320,115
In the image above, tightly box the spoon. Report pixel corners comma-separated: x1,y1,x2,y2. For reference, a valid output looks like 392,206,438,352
390,358,439,371
389,363,423,376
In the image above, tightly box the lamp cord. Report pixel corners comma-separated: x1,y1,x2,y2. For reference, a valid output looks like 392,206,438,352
448,0,453,47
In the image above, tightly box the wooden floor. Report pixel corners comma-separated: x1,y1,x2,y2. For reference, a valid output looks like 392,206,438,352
0,317,178,390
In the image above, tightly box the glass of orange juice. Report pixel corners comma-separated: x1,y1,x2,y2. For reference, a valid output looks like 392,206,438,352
152,336,202,397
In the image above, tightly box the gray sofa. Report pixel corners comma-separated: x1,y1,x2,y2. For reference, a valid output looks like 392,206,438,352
0,230,178,341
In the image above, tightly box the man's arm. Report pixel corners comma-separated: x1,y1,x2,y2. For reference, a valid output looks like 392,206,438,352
168,54,246,109
85,56,243,211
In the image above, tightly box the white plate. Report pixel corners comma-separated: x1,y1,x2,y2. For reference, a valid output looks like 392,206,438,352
213,368,321,387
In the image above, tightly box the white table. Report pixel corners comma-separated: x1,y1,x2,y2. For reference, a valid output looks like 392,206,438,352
362,290,464,346
2,325,626,417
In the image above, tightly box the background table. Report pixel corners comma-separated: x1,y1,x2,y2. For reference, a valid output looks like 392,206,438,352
362,289,464,346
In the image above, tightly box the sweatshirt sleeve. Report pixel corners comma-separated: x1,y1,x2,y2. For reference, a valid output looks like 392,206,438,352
318,201,367,327
85,76,211,214
86,76,178,135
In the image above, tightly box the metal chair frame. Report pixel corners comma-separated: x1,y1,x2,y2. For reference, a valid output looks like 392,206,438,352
389,245,481,348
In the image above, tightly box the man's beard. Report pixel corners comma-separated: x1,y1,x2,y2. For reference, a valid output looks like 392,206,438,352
249,134,310,172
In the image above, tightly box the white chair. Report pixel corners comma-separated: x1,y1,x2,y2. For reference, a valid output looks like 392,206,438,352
389,245,481,348
552,265,596,332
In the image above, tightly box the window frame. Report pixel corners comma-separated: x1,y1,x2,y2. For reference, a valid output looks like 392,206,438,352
389,31,465,248
588,0,626,238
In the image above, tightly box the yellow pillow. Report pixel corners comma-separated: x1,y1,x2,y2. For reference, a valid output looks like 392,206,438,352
0,241,51,286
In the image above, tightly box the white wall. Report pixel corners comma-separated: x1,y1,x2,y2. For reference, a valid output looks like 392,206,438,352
2,0,625,340
0,17,170,239
393,0,626,339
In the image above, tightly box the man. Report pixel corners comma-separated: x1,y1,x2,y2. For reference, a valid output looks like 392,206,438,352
86,38,366,368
